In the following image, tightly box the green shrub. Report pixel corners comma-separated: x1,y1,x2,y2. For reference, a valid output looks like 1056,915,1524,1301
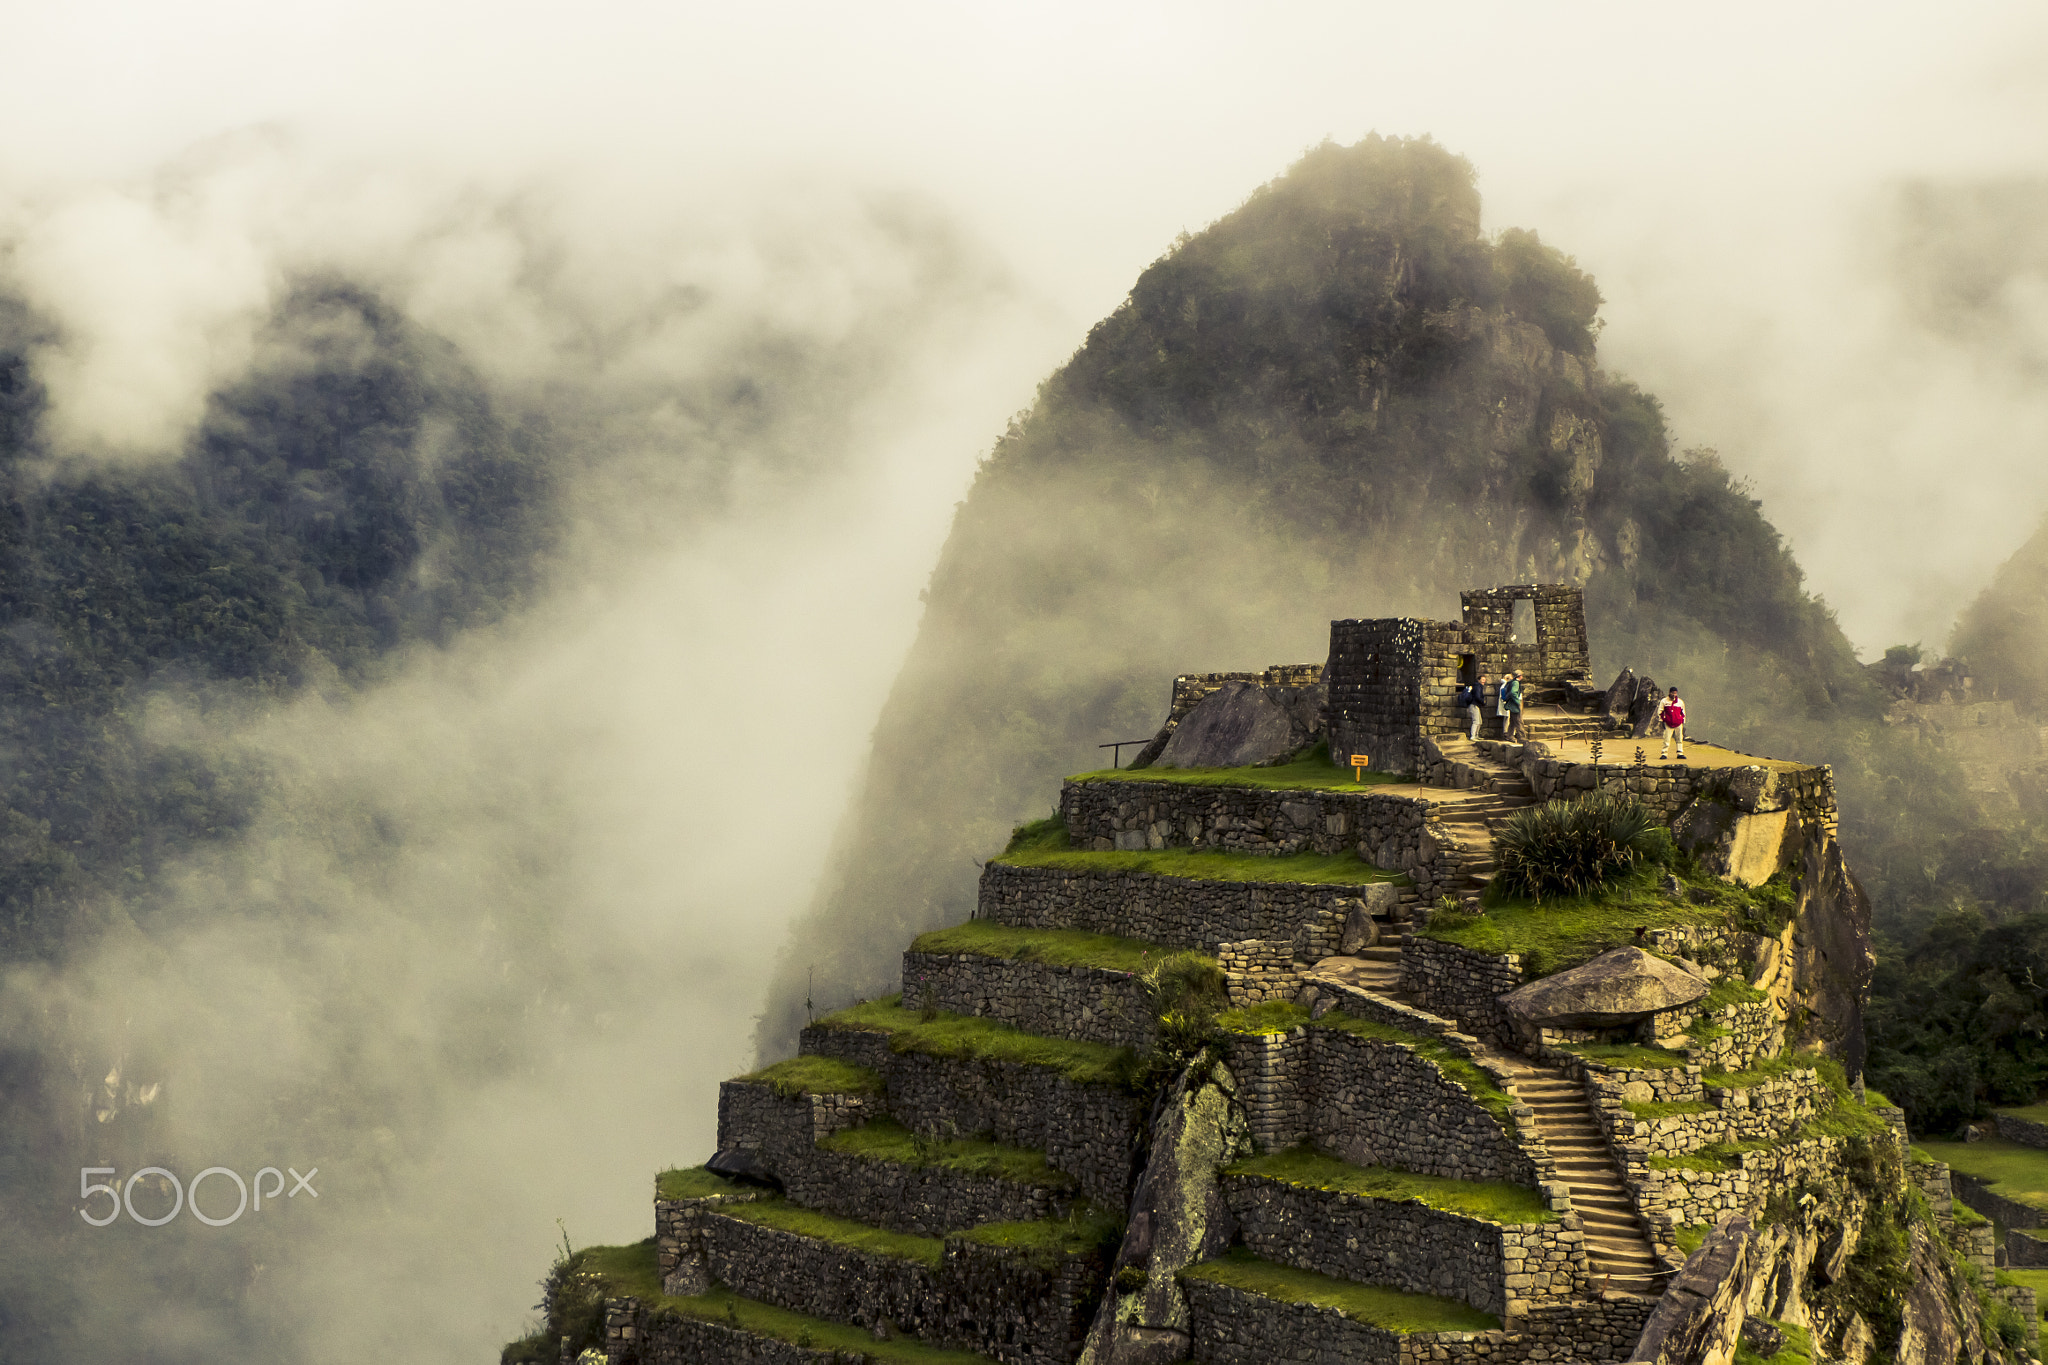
1493,792,1672,903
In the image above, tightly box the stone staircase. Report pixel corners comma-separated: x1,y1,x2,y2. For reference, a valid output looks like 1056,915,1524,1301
1429,737,1537,901
1490,1053,1663,1297
1517,704,1618,745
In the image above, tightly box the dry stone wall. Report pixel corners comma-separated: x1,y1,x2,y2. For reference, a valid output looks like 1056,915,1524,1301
1059,780,1443,897
1995,1112,2048,1148
711,1082,1070,1235
1219,1025,1539,1186
976,860,1398,955
1181,1275,1509,1365
1401,937,1527,1045
798,1025,1145,1211
1220,1173,1589,1313
902,950,1157,1050
662,1202,1101,1365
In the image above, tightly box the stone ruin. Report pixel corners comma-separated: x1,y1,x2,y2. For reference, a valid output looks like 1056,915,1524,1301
522,586,1996,1365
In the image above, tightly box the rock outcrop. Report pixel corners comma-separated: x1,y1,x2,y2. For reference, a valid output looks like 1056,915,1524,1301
1152,681,1325,769
1502,946,1709,1031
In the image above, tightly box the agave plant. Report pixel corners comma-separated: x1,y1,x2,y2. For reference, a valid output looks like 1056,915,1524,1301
1493,792,1672,902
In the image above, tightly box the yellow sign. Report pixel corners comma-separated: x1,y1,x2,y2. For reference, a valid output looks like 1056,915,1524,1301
1350,754,1371,781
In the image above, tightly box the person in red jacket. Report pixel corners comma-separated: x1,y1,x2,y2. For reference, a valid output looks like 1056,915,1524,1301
1659,687,1687,761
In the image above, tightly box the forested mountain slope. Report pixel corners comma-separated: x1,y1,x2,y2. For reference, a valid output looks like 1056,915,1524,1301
0,285,549,961
759,136,1895,1055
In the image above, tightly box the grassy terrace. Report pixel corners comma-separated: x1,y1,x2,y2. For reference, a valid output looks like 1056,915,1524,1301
1215,1001,1514,1127
812,995,1130,1086
1229,1147,1554,1224
1182,1249,1498,1332
2001,1103,2048,1126
996,815,1403,886
656,1166,753,1201
740,1056,882,1098
910,921,1198,975
1418,866,1798,979
2002,1268,2048,1321
533,1238,993,1363
1067,751,1406,792
1564,1043,1691,1070
819,1119,1076,1189
1919,1135,2048,1215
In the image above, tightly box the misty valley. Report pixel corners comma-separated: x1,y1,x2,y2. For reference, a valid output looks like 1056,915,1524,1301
4,128,2048,1365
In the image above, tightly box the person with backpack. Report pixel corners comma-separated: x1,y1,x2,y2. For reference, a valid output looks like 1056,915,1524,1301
1501,671,1525,740
1457,674,1491,741
1659,687,1687,760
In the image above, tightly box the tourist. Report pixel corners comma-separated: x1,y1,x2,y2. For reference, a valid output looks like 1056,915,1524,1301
1458,673,1491,741
1659,687,1688,760
1503,670,1524,740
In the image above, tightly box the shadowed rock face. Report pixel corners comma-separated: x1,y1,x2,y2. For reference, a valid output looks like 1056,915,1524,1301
1502,945,1709,1029
1153,681,1324,769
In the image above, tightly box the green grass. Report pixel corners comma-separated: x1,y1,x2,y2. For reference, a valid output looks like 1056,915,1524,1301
998,844,1405,886
1918,1136,2048,1213
1864,1087,1896,1109
1421,867,1799,980
910,921,1198,975
1216,1000,1312,1036
1229,1147,1554,1224
1422,876,1727,979
555,1239,992,1362
1650,1141,1772,1173
2001,1268,2048,1319
740,1055,882,1098
1998,1103,2048,1126
1955,1201,1991,1228
818,1119,1076,1189
1563,1043,1691,1070
1674,1224,1710,1255
1735,1319,1814,1365
1181,1249,1499,1332
1702,1051,1821,1089
720,1196,947,1269
812,996,1131,1087
954,1204,1123,1265
1068,750,1405,792
655,1167,752,1202
1628,1100,1714,1120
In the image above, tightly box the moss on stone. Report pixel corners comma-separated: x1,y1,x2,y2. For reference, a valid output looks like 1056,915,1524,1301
1228,1146,1554,1224
740,1055,883,1098
1564,1042,1691,1070
1649,1141,1771,1173
812,996,1132,1087
1955,1200,1991,1229
1674,1224,1711,1255
1181,1248,1500,1332
909,921,1197,975
817,1118,1077,1190
1734,1317,1814,1365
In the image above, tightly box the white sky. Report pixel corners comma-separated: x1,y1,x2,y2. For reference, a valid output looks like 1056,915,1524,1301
6,3,2048,649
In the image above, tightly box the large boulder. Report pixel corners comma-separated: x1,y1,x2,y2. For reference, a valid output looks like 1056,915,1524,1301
1628,675,1663,739
1502,946,1709,1030
1153,680,1324,769
1602,667,1636,722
